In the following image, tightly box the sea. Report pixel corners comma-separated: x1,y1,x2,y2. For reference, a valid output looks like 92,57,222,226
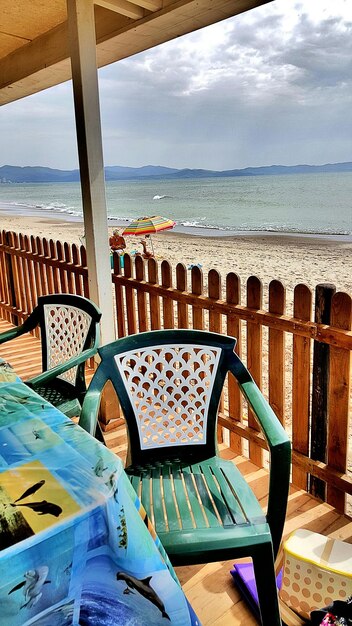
0,172,351,239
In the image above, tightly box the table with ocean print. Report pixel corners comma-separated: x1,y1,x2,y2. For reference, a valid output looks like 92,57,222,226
0,359,200,626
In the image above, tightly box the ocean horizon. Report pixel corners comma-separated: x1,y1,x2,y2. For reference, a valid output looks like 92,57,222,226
0,171,351,240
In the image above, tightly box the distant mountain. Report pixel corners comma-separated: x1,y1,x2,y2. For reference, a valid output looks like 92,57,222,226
1,161,351,183
0,165,80,183
104,165,179,179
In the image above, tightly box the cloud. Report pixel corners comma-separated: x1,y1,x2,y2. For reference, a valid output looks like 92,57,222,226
1,0,352,169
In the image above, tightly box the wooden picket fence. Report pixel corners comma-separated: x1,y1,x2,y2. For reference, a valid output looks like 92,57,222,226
0,230,351,514
0,230,88,328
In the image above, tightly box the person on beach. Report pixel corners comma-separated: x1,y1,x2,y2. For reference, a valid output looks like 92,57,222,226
109,229,126,251
139,236,153,258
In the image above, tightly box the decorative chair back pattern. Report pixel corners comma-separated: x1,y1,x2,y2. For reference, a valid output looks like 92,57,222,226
43,304,93,386
114,343,222,451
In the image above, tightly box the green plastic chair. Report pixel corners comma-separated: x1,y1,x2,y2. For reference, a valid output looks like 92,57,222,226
80,329,291,626
0,294,101,418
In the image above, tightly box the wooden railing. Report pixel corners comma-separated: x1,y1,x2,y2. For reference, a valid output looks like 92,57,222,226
0,230,88,326
0,231,351,514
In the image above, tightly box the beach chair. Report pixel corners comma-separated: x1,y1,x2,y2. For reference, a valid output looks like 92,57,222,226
79,329,291,626
0,294,101,418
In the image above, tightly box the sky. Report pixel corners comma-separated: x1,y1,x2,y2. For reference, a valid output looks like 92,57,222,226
1,0,352,171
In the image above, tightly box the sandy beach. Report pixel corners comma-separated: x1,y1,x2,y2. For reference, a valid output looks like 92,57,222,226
0,210,351,300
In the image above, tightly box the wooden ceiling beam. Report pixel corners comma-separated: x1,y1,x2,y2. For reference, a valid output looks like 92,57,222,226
127,0,163,11
95,0,144,20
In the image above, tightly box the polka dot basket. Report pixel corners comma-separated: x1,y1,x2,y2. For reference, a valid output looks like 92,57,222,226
279,529,352,620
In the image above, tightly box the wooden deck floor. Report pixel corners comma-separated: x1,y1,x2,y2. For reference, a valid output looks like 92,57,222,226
1,318,352,626
0,317,95,382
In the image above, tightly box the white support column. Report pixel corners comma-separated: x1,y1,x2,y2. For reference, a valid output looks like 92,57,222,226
67,0,115,344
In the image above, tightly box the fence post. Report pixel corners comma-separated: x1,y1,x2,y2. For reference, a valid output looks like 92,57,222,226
292,284,312,491
326,292,352,511
246,275,263,467
4,232,19,325
310,283,336,499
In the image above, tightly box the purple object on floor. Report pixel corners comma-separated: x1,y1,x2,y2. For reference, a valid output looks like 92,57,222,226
230,562,282,621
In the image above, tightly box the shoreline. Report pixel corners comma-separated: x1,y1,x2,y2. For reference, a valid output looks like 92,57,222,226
0,202,351,243
0,207,351,296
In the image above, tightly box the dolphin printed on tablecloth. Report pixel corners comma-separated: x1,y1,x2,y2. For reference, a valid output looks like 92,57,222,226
116,571,170,620
8,566,51,609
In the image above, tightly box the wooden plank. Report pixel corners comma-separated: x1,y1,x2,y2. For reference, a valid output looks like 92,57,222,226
292,284,312,490
80,245,89,297
310,283,336,499
49,239,61,293
208,269,223,440
64,242,75,294
24,235,38,335
95,0,144,19
4,231,19,324
56,240,68,293
176,263,188,329
71,243,83,295
292,450,352,497
112,250,123,276
191,265,204,330
208,269,222,333
9,232,25,319
268,280,286,425
128,0,162,9
327,292,352,511
246,276,263,466
148,258,161,330
18,233,31,312
42,237,55,295
114,252,126,338
0,231,9,317
226,272,242,454
123,254,137,335
36,236,48,297
161,260,174,329
135,255,148,332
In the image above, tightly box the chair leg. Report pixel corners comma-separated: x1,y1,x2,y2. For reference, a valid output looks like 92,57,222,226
252,543,282,626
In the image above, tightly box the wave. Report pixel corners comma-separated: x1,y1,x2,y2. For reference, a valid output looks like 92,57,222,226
7,200,82,218
3,201,351,237
178,219,351,236
152,194,172,200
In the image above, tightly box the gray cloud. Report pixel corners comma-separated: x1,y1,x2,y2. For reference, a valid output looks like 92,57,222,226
1,0,352,169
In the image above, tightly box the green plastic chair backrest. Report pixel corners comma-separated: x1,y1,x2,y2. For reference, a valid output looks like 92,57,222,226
95,329,252,465
22,294,101,389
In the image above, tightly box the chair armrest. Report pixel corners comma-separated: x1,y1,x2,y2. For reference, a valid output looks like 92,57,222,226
239,378,291,559
0,325,25,344
26,347,98,387
79,366,106,436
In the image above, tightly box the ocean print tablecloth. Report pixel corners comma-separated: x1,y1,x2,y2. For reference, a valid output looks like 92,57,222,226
0,359,200,626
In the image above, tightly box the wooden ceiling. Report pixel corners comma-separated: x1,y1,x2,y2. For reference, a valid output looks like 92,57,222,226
0,0,272,105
